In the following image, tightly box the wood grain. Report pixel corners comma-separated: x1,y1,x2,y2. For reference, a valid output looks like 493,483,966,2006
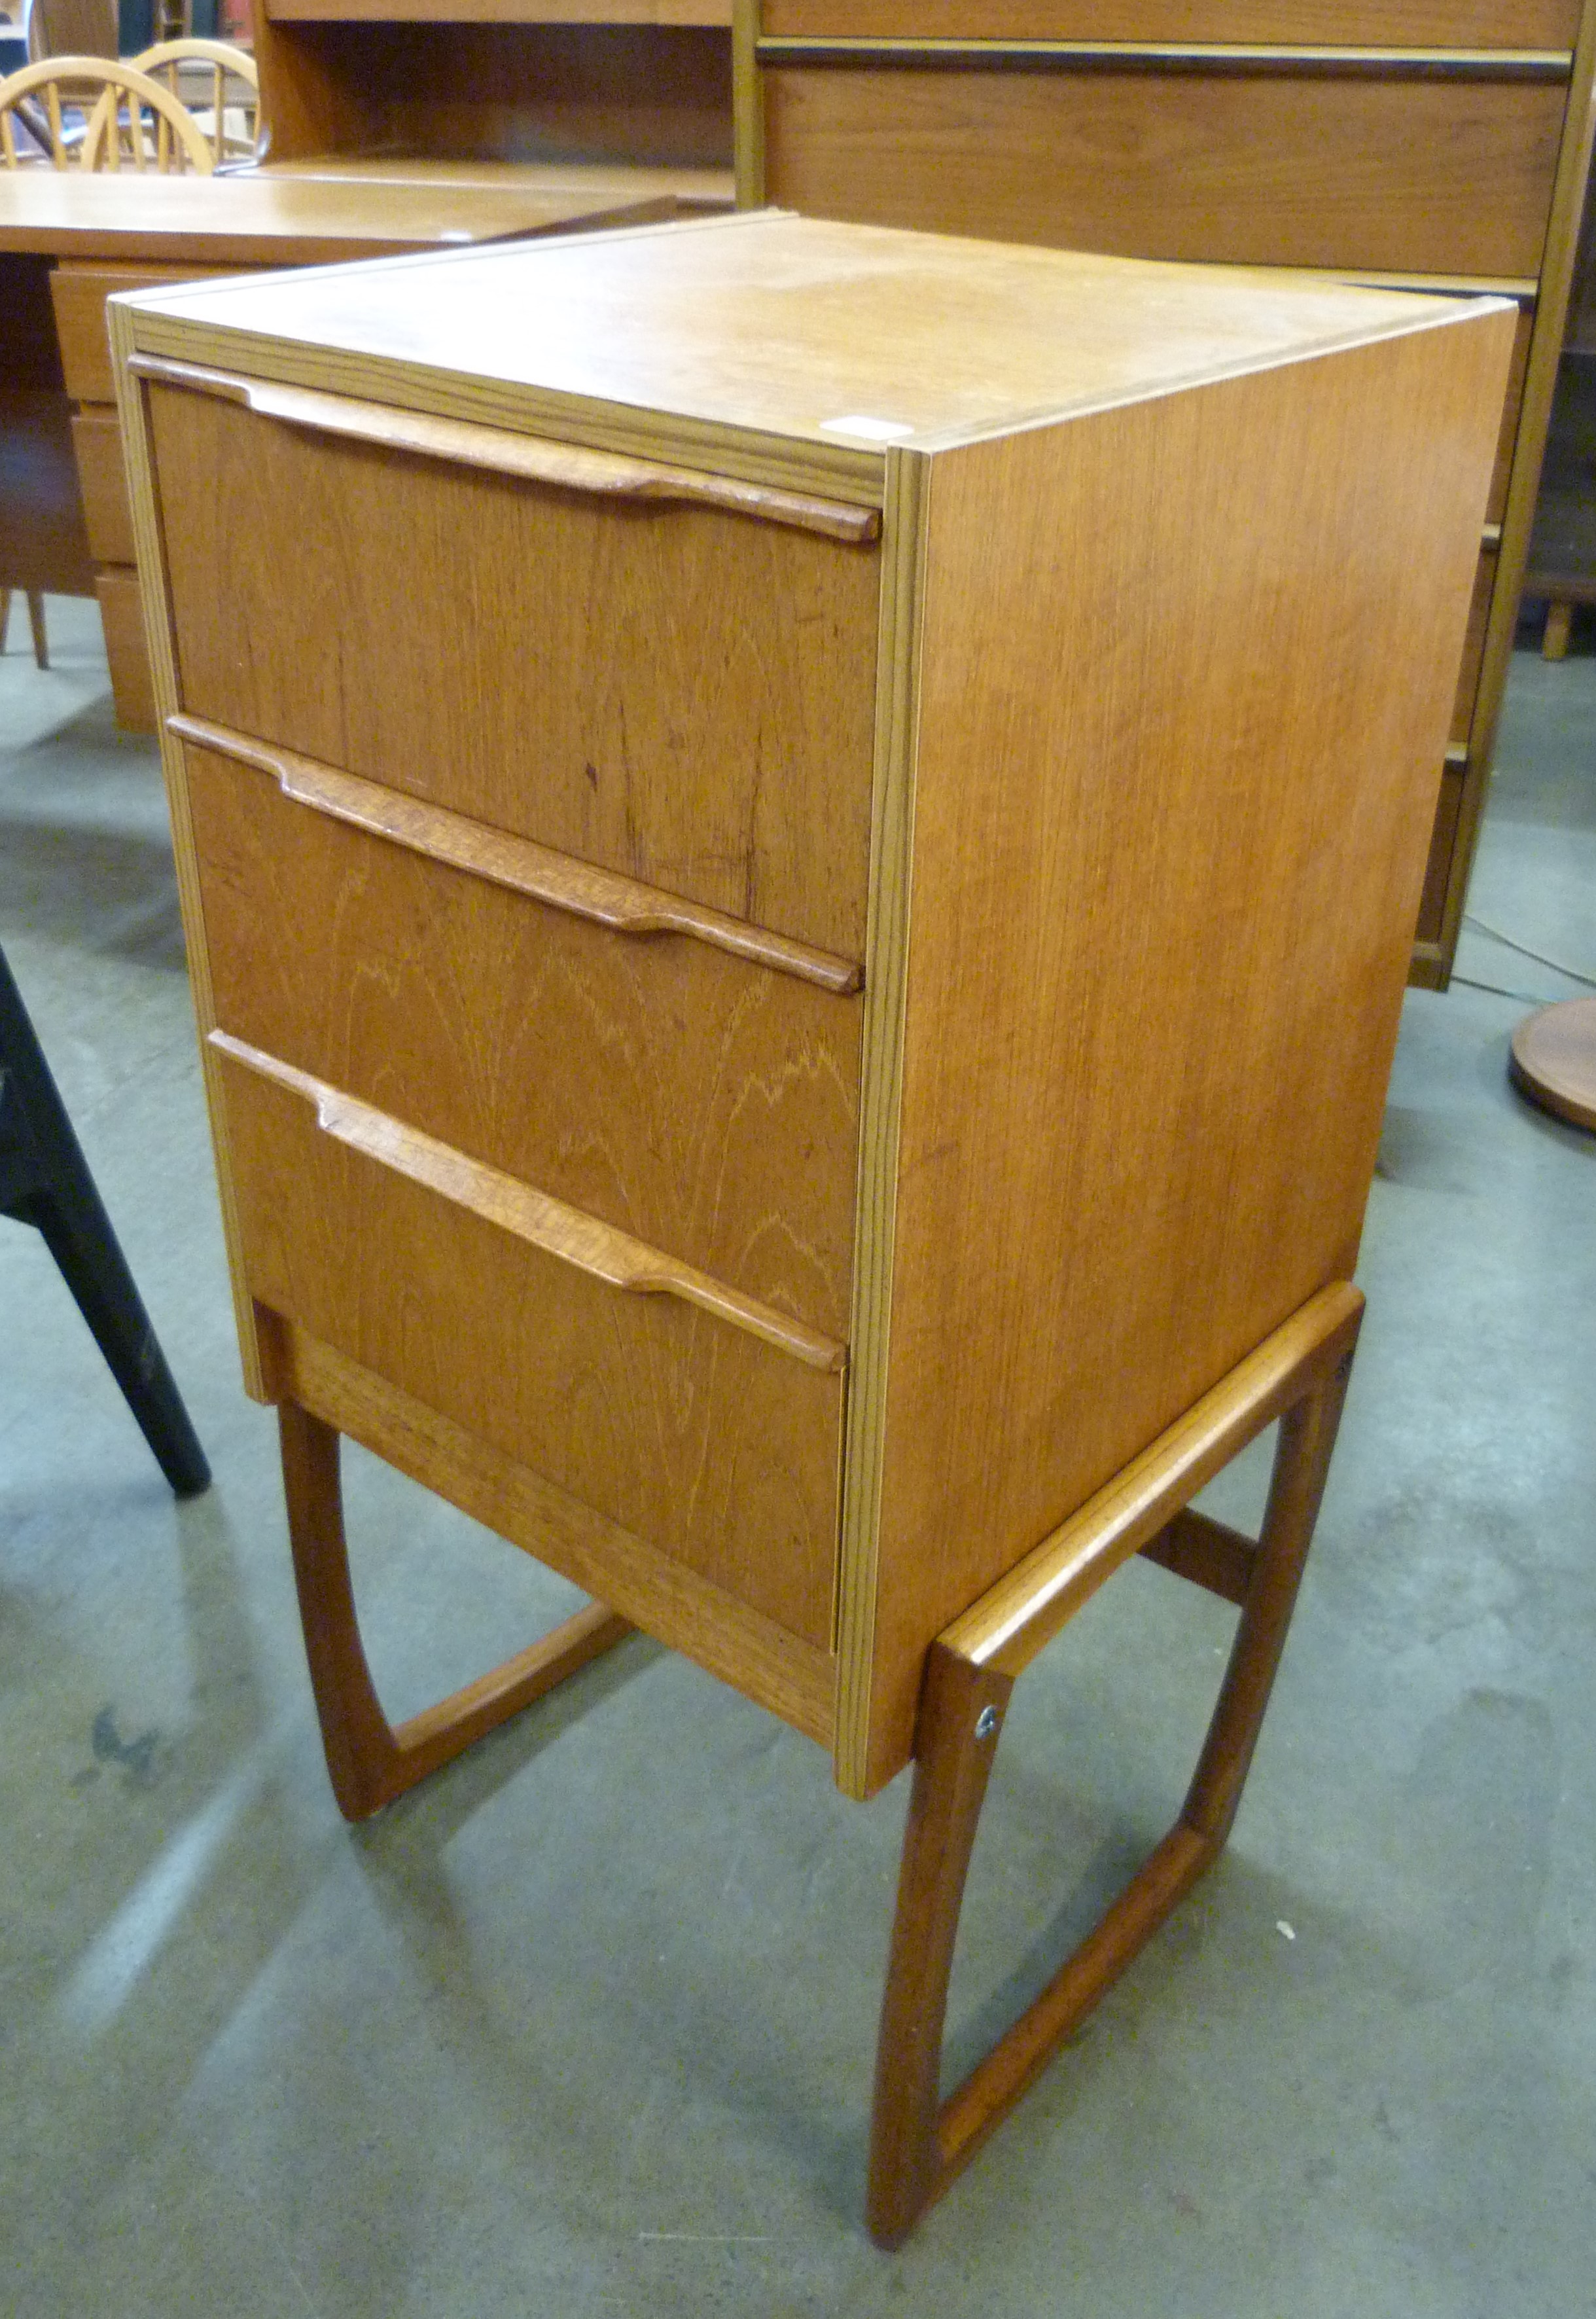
132,355,879,539
52,264,217,404
181,734,864,1335
852,310,1514,1789
115,212,1478,469
1431,0,1596,979
1449,544,1497,742
760,0,1581,42
943,1285,1361,1676
94,564,156,730
282,1320,836,1744
171,716,862,992
69,408,134,566
0,385,94,597
2,170,672,266
251,16,734,169
1487,302,1536,524
214,1030,845,1369
149,378,881,958
264,0,732,19
762,63,1564,276
215,1045,844,1646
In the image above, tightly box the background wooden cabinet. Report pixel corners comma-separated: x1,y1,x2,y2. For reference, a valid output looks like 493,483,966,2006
736,1,1596,986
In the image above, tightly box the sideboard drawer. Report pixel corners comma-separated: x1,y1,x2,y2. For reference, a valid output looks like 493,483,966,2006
215,1043,846,1648
70,409,134,566
183,732,862,1342
760,0,1582,37
148,376,882,960
762,65,1564,277
52,264,217,405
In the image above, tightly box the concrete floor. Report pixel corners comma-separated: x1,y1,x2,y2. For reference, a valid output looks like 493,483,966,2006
2,596,1593,2318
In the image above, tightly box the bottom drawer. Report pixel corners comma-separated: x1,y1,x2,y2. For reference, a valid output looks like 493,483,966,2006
95,566,154,732
215,1041,844,1649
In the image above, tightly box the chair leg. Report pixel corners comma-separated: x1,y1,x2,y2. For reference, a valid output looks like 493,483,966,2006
34,1198,211,1497
866,1329,1356,2247
1,944,208,1496
27,590,48,670
277,1400,632,1822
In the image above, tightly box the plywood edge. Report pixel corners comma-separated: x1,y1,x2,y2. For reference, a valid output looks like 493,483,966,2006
283,1321,836,1748
118,304,886,507
832,444,931,1801
107,298,270,1402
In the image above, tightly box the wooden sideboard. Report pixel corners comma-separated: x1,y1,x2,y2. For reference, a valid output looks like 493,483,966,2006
0,171,672,728
734,0,1596,986
249,0,735,187
112,216,1509,2229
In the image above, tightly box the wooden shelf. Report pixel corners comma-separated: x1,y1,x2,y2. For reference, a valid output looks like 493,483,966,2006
263,0,730,22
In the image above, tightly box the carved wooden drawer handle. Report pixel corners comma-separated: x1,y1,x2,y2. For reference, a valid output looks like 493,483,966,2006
213,1032,848,1375
172,716,863,996
130,353,881,543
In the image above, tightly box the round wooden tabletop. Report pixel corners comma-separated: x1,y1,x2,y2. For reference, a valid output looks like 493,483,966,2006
1509,996,1596,1134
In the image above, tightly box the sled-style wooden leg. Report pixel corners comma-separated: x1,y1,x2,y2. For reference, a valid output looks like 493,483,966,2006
279,1400,633,1822
867,1283,1362,2247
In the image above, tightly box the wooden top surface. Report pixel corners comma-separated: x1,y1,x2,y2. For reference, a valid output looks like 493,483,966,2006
264,0,730,18
240,156,735,208
0,171,671,263
120,211,1503,452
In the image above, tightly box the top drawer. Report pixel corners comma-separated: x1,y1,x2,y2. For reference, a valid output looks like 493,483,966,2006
145,372,882,961
53,266,224,405
758,1,1582,42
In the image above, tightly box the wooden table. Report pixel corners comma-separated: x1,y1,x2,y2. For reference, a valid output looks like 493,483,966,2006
115,213,1510,2238
0,171,674,727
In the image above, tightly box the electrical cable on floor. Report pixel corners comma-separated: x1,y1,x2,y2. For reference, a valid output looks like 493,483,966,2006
1463,914,1596,988
1452,975,1562,1005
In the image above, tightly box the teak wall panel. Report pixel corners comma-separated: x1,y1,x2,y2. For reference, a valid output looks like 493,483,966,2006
149,386,879,959
760,1,1581,39
186,742,862,1339
854,312,1514,1788
219,1055,843,1647
762,66,1563,275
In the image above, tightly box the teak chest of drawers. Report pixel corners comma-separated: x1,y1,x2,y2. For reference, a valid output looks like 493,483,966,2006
115,214,1511,2238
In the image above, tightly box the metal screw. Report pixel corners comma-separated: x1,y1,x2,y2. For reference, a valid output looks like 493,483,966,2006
974,1705,1000,1740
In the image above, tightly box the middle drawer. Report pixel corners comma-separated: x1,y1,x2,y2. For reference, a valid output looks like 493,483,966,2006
183,734,863,1344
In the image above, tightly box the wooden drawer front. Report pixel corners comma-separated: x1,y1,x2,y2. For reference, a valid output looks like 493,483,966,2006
760,1,1582,40
95,567,156,732
215,1046,845,1648
762,67,1563,277
52,265,219,405
1450,545,1497,742
184,736,862,1340
149,381,881,960
71,408,134,566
